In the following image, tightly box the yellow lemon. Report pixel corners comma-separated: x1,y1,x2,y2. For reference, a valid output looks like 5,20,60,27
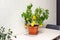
32,21,35,24
31,22,34,27
26,18,29,20
39,24,43,27
31,21,35,27
24,25,27,28
33,16,36,20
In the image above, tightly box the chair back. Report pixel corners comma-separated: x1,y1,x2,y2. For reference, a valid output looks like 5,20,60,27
46,24,59,30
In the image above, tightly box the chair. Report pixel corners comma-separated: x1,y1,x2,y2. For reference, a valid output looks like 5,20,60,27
58,26,60,30
46,24,59,30
53,35,60,40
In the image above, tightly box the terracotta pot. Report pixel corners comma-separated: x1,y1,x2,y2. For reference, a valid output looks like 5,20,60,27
28,25,38,35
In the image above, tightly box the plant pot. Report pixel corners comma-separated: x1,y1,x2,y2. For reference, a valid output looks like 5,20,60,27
28,25,38,35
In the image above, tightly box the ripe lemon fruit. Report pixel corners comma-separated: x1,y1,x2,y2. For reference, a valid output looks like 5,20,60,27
31,21,35,27
39,24,43,27
33,16,36,20
24,24,27,28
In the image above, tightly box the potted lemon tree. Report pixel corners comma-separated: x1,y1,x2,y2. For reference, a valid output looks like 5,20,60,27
21,4,49,35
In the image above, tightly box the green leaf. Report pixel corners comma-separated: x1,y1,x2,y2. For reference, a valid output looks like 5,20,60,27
7,35,11,39
14,36,17,38
0,35,1,39
27,3,33,9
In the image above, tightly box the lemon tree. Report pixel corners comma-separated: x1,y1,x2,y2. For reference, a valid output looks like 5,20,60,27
21,4,49,27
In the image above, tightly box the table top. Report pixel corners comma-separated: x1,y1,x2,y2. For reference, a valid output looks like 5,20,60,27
12,28,60,40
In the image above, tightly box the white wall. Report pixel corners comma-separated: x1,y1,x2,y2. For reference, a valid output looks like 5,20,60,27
0,0,56,35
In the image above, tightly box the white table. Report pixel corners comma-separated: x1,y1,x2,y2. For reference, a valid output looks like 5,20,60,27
12,28,60,40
